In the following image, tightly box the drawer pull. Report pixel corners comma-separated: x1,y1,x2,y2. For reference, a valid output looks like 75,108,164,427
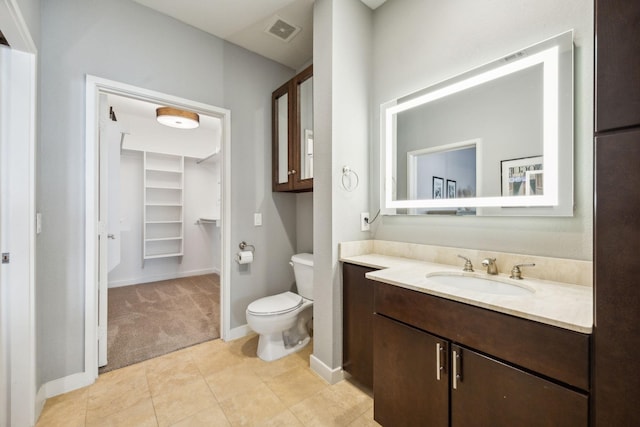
436,342,446,380
453,349,462,389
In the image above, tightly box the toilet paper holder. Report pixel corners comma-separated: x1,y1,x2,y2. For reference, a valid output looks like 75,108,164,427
239,241,256,253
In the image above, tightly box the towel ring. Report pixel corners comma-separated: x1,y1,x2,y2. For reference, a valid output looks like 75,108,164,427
341,166,359,192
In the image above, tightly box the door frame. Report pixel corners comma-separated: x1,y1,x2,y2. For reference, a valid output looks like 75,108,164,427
0,44,37,427
84,76,232,381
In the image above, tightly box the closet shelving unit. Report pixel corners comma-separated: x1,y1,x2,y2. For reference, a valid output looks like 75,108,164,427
143,152,184,265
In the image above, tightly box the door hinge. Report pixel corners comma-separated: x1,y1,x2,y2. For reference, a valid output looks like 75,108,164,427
2,253,10,264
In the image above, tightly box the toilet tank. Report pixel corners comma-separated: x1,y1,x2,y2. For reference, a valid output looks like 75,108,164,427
291,253,314,300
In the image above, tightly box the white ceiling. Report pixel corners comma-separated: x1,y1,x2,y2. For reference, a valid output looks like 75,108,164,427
108,94,221,159
132,0,314,70
131,0,386,70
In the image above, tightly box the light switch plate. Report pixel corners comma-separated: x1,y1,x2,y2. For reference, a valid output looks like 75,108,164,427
254,213,262,226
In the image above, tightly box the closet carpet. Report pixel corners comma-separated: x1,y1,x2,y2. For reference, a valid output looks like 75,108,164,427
99,274,220,374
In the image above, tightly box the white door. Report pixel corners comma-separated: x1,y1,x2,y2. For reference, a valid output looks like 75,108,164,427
0,45,36,427
97,96,123,367
0,44,7,427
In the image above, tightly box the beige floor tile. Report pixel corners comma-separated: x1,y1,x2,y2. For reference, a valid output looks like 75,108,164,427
170,405,231,427
36,387,89,427
265,365,328,407
290,380,373,427
204,360,265,402
144,350,202,396
225,333,259,358
188,338,227,359
251,350,308,381
190,343,244,377
348,406,381,426
219,382,288,427
86,397,157,427
257,409,304,426
87,363,151,419
152,378,218,427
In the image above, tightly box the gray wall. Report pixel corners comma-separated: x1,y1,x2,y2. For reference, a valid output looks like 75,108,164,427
313,0,372,375
37,0,296,386
370,0,593,260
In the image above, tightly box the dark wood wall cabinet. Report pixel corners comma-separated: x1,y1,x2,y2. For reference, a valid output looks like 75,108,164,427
373,282,589,427
272,65,313,192
593,1,640,425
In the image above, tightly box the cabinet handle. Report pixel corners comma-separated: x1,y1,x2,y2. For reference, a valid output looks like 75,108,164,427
291,169,296,175
436,342,446,380
452,348,462,390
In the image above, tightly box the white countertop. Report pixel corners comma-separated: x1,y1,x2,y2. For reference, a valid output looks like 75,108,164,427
341,254,593,334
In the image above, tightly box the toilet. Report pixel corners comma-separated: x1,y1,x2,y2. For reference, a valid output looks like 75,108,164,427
246,253,314,362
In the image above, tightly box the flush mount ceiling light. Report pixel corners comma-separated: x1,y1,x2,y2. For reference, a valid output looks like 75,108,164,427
156,107,200,129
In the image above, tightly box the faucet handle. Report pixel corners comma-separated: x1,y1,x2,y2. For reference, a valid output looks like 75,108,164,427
510,263,536,280
457,255,474,272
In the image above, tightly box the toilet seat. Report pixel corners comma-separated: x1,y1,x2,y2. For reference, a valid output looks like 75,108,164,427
247,291,303,316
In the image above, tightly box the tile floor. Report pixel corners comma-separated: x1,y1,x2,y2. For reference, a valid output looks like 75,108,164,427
36,335,380,426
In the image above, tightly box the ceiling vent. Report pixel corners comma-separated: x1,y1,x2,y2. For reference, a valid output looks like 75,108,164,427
264,15,301,43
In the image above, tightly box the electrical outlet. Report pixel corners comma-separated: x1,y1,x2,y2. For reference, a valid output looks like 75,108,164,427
361,212,370,231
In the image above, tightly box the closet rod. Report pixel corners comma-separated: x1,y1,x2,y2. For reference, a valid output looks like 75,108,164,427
196,150,220,164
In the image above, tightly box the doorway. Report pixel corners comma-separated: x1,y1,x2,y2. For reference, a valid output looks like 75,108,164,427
98,93,223,372
85,76,232,380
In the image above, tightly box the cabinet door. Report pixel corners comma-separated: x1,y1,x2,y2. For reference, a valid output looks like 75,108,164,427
593,130,640,426
595,0,640,132
342,263,374,389
451,345,588,427
272,81,293,191
373,314,448,427
293,65,313,191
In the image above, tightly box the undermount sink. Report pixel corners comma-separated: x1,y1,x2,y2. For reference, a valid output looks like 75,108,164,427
425,272,534,296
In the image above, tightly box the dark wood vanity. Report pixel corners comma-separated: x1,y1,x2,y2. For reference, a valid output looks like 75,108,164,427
343,262,590,427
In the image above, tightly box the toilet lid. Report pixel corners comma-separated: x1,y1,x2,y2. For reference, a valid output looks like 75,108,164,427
247,291,303,316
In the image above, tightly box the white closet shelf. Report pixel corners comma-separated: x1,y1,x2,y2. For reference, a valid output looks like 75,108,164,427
145,167,182,173
145,236,183,242
145,185,182,190
145,202,183,206
146,220,182,224
144,252,184,260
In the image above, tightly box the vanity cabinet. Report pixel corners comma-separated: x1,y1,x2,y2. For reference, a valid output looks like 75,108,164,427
272,65,313,192
342,263,374,389
373,282,589,427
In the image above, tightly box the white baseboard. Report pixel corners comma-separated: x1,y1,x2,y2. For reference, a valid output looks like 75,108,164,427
35,384,47,423
35,371,95,422
310,355,344,384
108,267,219,288
44,371,94,398
225,324,252,341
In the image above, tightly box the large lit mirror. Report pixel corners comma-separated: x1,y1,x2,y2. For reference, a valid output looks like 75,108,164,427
381,31,573,216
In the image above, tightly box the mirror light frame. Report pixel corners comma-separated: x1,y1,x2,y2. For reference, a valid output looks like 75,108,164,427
381,31,573,214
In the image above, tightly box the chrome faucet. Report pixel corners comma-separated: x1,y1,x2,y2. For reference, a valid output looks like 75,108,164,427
457,255,474,272
482,258,498,275
510,263,536,279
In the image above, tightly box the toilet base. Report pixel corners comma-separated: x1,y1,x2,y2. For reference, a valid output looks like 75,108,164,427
256,332,311,362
